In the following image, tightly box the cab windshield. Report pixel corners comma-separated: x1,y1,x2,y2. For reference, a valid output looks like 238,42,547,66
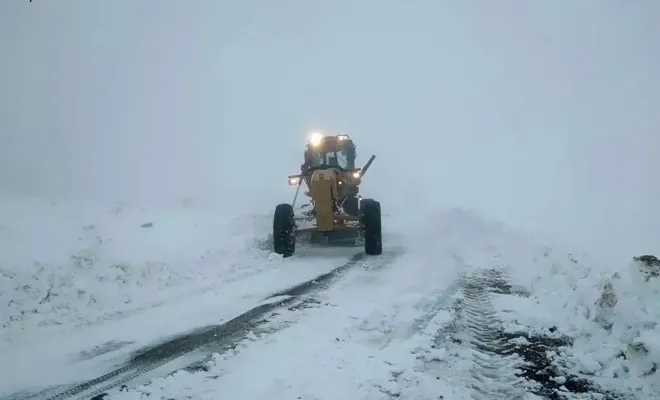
310,149,350,169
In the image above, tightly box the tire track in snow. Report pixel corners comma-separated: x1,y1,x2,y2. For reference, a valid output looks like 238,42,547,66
369,277,463,353
405,268,626,400
375,269,524,400
262,247,404,301
457,271,525,400
457,270,628,400
404,278,463,340
37,298,296,400
12,250,401,400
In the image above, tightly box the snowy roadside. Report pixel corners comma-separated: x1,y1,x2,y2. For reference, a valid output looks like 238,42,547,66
0,196,370,396
3,199,657,399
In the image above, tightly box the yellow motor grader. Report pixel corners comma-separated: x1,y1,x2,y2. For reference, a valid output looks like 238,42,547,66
272,132,382,257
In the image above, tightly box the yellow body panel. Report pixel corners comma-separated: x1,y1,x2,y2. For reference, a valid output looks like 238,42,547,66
310,169,338,231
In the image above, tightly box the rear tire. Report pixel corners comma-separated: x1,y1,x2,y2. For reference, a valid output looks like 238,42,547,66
273,203,296,257
360,199,382,255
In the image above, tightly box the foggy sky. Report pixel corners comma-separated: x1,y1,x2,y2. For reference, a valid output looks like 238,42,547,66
1,0,659,263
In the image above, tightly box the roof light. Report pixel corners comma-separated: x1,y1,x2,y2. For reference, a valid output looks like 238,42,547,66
309,132,323,146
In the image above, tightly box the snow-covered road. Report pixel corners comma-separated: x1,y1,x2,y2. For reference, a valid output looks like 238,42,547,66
1,198,658,400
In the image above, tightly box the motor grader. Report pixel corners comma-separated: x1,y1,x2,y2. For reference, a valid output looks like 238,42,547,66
272,132,382,257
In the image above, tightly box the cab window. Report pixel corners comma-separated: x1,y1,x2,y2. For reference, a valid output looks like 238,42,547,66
308,149,350,169
335,150,349,169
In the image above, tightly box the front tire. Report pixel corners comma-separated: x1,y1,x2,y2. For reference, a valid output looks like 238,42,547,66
360,199,382,255
273,203,296,257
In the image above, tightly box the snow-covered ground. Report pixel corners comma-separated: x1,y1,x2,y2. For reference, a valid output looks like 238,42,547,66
0,196,356,394
1,197,658,399
1,197,254,339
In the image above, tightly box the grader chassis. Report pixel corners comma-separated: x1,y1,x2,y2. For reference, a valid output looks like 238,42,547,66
272,132,382,257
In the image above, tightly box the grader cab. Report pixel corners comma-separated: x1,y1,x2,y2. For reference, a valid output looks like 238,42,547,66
272,132,382,257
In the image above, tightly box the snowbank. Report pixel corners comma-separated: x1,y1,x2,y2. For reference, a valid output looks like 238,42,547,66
398,208,659,397
565,255,660,396
0,196,272,343
450,209,660,398
519,250,660,397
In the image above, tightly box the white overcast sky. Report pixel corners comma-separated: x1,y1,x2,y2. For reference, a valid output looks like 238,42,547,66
1,1,658,263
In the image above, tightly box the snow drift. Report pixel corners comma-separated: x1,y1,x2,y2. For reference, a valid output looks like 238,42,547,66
569,255,660,396
0,196,272,344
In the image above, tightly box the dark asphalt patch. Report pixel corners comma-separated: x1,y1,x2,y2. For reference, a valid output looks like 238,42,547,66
497,330,628,400
126,299,295,366
0,385,76,400
77,341,135,362
263,253,366,299
33,298,297,400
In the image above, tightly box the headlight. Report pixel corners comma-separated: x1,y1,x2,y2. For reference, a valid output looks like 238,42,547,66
309,132,323,146
352,172,360,178
289,177,300,185
337,134,349,140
